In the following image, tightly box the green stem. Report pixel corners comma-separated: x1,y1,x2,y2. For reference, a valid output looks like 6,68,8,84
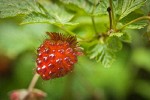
107,7,112,30
54,24,86,40
91,16,98,34
28,73,40,92
54,24,75,35
118,16,150,31
109,0,115,29
91,0,98,35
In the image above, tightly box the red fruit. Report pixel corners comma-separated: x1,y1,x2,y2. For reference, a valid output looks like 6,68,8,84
36,32,82,80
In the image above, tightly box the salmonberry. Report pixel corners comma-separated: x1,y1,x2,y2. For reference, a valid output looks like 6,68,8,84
36,32,82,80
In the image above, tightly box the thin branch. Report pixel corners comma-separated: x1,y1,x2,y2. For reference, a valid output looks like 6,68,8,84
107,7,112,30
109,0,115,29
54,24,75,35
54,24,86,40
118,16,150,31
91,16,98,34
28,73,40,92
91,0,98,35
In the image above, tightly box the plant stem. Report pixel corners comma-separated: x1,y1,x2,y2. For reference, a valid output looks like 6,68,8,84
28,73,40,92
54,24,85,40
54,24,75,35
91,0,98,35
107,7,112,30
109,0,115,29
91,16,98,34
118,16,150,31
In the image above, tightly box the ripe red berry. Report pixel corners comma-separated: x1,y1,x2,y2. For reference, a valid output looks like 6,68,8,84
36,32,82,80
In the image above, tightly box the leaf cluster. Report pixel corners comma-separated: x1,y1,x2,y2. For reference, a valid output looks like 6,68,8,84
0,0,149,67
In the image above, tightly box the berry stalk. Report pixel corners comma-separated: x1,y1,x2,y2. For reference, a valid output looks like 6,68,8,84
28,73,40,92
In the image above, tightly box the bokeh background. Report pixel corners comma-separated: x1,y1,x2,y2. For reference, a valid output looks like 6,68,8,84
0,1,150,100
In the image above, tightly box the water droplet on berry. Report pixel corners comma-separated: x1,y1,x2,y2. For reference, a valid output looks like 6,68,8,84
41,65,46,73
37,47,40,52
64,57,71,61
70,61,74,64
37,60,42,66
56,58,62,64
58,49,64,54
52,50,56,53
40,44,44,48
48,54,55,59
43,56,48,61
42,65,46,69
64,57,74,66
38,53,42,57
42,74,46,78
48,63,54,68
45,48,50,53
36,67,41,74
66,48,73,54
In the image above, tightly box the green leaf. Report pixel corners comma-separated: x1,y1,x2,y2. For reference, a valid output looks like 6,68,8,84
34,2,77,26
110,32,124,37
89,44,115,67
21,12,54,25
0,0,38,18
107,36,122,52
141,0,150,15
126,21,147,29
116,0,146,20
60,0,92,15
119,33,131,43
60,0,108,16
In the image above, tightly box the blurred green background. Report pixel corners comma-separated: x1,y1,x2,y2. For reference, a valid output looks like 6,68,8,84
0,17,150,100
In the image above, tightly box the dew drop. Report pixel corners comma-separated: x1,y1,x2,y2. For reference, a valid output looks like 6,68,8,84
42,74,46,78
40,44,44,48
41,65,46,73
48,63,54,68
57,67,63,71
56,58,62,64
64,57,71,61
64,57,74,65
36,58,40,62
45,48,50,53
48,54,55,59
38,52,42,57
37,47,40,52
52,50,56,53
70,61,74,64
43,56,48,61
42,65,46,69
37,60,42,65
49,71,52,74
58,49,64,54
66,48,73,54
36,67,41,74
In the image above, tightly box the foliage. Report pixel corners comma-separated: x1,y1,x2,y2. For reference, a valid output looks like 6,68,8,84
0,0,150,100
0,0,149,67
